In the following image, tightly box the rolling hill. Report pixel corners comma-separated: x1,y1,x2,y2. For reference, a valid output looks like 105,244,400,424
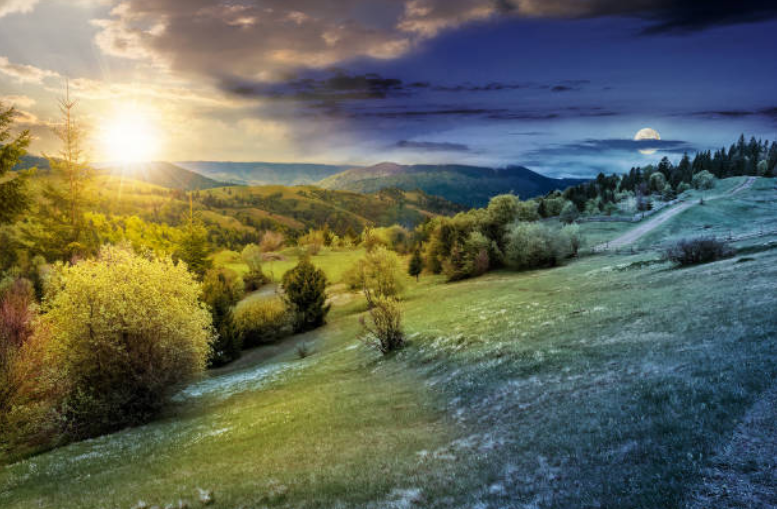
23,172,463,248
175,161,352,186
318,162,587,207
101,162,228,190
14,157,229,191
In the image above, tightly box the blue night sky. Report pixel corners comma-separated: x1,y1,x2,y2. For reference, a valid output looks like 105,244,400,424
1,0,776,177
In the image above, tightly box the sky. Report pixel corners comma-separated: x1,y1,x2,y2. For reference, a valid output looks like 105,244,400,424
1,0,776,178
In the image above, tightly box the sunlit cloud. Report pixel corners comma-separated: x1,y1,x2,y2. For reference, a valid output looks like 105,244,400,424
0,56,60,84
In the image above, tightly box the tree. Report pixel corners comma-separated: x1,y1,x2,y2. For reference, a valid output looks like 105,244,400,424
408,249,423,281
41,85,94,257
38,245,213,439
175,195,212,278
344,247,405,298
692,170,716,190
176,220,212,278
201,267,244,366
649,172,667,193
559,201,579,224
281,257,330,332
241,243,269,290
0,104,33,225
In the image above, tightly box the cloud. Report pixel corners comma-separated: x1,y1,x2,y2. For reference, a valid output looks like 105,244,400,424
394,140,470,152
0,94,36,108
0,0,40,18
0,56,60,84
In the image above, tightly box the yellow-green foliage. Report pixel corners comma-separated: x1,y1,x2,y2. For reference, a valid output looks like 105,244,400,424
84,212,182,254
40,244,213,437
233,297,291,347
343,247,405,298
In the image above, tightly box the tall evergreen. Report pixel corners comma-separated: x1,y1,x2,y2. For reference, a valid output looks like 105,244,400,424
40,85,94,257
282,257,330,332
0,105,32,224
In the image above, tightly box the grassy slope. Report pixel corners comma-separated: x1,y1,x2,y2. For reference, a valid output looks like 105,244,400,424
2,179,776,509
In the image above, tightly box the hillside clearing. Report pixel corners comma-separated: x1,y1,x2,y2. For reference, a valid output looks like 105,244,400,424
1,180,775,509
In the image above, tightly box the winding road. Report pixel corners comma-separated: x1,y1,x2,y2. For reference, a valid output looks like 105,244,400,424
594,177,757,252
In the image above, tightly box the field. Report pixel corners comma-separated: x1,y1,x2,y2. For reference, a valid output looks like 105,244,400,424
1,179,775,509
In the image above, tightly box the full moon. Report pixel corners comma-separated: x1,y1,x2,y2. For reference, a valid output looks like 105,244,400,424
634,127,661,155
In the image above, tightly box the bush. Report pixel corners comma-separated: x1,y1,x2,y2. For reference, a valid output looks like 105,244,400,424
504,223,572,270
0,278,37,444
343,247,405,298
677,182,691,194
259,230,286,252
38,245,213,439
282,258,330,332
359,294,404,354
243,269,270,292
297,229,324,256
233,297,292,348
692,170,716,190
559,201,579,224
664,237,734,266
561,224,583,257
0,278,36,363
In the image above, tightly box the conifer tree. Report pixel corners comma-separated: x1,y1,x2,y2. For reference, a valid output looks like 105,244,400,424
408,249,423,281
41,84,94,257
0,104,32,224
281,257,329,332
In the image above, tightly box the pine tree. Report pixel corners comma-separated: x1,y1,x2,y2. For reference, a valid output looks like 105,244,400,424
175,195,212,278
0,104,32,224
408,249,423,281
41,84,94,257
281,257,330,332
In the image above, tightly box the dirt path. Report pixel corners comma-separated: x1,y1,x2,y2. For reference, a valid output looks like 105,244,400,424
594,177,756,252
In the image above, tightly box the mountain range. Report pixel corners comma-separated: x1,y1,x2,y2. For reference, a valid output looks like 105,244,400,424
16,156,587,207
318,162,586,207
175,161,350,186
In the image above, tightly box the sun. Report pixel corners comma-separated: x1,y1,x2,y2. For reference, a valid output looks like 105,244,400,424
99,107,161,164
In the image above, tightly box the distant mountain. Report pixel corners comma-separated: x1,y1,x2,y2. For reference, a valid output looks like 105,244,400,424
13,156,227,191
175,161,352,186
14,154,49,171
318,163,587,208
101,162,228,190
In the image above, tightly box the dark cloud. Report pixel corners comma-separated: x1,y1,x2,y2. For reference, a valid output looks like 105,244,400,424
394,140,471,152
511,0,777,34
93,0,777,95
221,71,407,102
524,138,696,159
217,69,592,104
315,104,618,121
681,107,777,123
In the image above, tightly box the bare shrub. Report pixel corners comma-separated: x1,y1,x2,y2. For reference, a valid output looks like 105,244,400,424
359,291,404,354
664,237,734,266
259,230,286,252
